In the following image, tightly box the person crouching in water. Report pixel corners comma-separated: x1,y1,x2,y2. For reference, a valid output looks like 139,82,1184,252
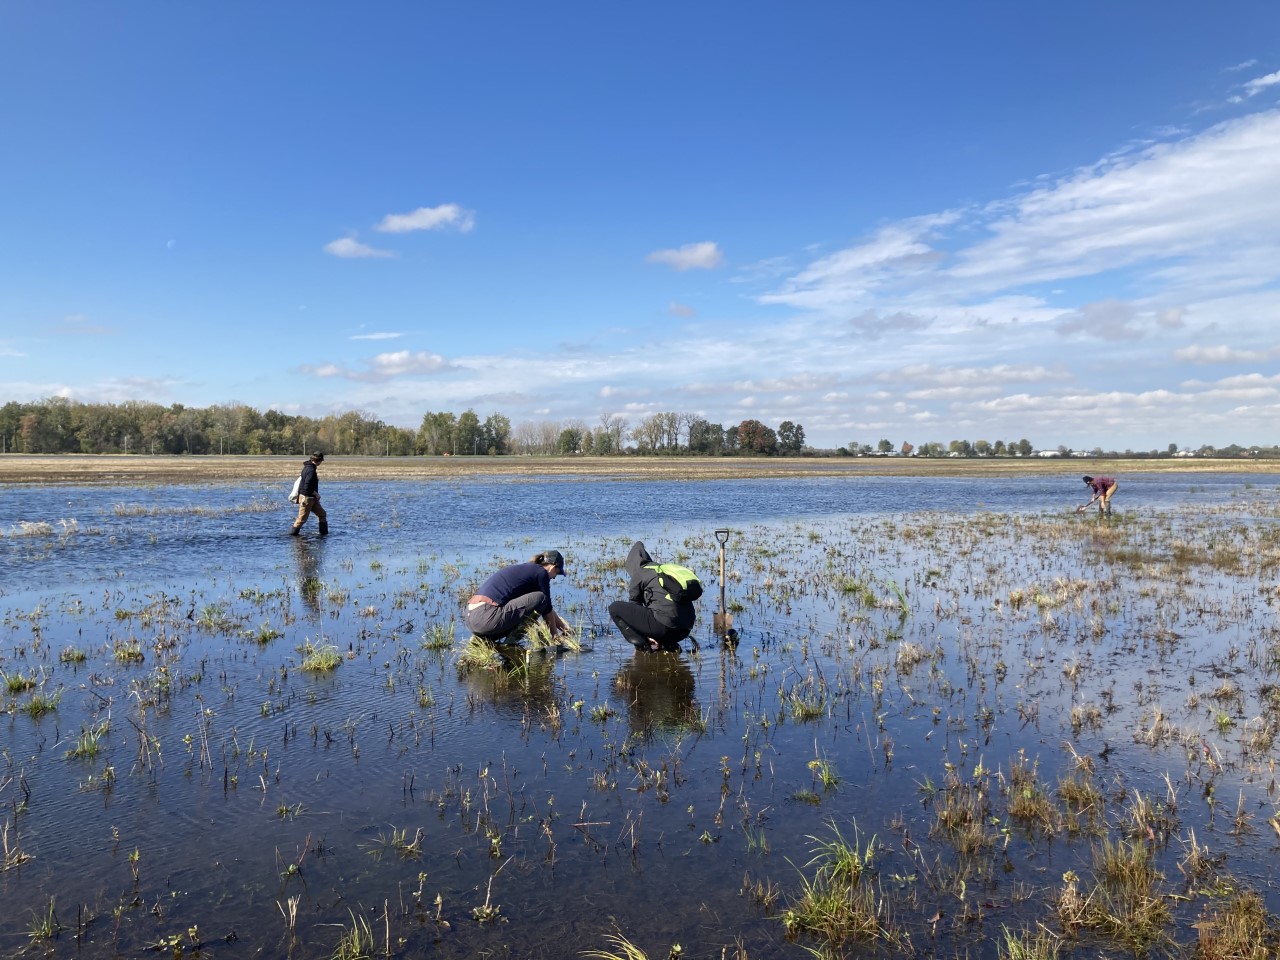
464,550,570,643
291,452,327,535
609,541,697,653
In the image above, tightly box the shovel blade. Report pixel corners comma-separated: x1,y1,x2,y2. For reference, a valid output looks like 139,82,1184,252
713,611,733,633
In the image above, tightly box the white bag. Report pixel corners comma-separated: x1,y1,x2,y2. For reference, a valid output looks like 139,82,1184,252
288,474,302,504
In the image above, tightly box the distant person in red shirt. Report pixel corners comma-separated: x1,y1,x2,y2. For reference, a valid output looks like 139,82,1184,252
1079,476,1117,516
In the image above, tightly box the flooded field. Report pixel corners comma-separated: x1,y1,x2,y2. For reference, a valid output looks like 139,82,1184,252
2,471,1280,958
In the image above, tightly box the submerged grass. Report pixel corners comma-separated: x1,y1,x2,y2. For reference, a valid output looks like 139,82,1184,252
6,483,1280,956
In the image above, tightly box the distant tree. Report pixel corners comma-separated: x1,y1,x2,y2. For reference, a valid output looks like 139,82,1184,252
737,419,777,455
877,438,893,454
557,426,583,454
481,413,511,455
454,409,482,455
900,441,914,456
974,439,991,456
417,411,457,455
993,439,1007,456
688,418,724,455
1016,438,1033,457
778,420,805,454
1167,442,1178,456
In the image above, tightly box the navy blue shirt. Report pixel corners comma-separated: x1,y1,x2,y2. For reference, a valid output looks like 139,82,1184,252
476,562,551,606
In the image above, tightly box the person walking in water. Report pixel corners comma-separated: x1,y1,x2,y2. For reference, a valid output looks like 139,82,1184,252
609,541,699,652
1079,475,1117,516
290,452,328,535
464,550,570,642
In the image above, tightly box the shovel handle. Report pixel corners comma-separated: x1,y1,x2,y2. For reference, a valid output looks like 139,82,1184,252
714,528,730,546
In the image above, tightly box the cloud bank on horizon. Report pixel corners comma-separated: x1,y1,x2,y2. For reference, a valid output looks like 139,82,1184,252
2,5,1278,451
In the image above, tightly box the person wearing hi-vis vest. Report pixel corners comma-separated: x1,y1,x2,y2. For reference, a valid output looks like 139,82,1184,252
609,541,699,652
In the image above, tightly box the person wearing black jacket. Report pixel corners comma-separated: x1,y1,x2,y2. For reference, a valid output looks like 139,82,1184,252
609,541,697,652
290,452,328,535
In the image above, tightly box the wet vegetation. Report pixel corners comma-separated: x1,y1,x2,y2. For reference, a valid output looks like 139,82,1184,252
3,478,1280,958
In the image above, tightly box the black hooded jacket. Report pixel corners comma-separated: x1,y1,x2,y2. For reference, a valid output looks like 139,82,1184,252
299,459,320,498
624,541,697,632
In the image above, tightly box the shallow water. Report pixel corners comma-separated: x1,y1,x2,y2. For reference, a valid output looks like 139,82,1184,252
1,472,1279,958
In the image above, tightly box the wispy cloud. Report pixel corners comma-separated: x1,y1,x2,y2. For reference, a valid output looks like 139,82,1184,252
301,350,452,382
668,301,696,317
1055,300,1144,341
375,203,475,234
646,241,724,271
349,331,405,341
1242,69,1280,98
324,237,396,259
1173,343,1280,363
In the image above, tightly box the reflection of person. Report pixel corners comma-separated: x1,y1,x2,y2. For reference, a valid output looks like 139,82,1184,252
464,550,570,642
609,541,697,652
613,654,697,734
1080,475,1117,516
290,452,328,536
293,535,324,615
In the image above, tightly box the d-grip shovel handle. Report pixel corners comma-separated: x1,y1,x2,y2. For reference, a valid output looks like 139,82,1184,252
714,529,730,546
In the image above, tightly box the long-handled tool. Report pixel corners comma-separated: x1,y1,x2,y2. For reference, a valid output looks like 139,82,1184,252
712,529,734,639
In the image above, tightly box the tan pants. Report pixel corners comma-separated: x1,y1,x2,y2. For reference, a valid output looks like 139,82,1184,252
1098,481,1117,513
292,495,327,529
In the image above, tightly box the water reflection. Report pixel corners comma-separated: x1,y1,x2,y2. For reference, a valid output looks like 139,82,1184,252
292,535,326,617
612,653,699,736
460,647,563,717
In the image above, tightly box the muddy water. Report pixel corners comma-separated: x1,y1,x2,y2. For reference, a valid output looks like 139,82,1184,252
0,472,1278,958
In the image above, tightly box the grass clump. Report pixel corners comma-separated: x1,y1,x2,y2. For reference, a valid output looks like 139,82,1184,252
457,635,503,672
20,688,63,718
65,720,110,759
582,932,658,959
1056,838,1173,954
299,641,342,673
58,647,88,664
421,620,456,650
997,924,1063,959
2,671,37,694
1192,888,1280,959
782,821,899,950
332,908,374,960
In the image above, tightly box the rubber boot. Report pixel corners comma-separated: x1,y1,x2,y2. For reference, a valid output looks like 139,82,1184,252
289,525,301,536
318,521,329,536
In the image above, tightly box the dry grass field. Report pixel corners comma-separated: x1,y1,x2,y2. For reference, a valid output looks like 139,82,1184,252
0,453,1275,485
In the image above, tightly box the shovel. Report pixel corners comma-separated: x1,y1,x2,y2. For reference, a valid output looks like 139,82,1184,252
712,528,733,636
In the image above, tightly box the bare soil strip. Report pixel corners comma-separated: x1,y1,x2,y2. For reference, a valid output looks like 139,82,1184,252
0,454,1274,485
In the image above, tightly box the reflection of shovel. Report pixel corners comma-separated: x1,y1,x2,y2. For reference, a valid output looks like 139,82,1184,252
713,529,733,637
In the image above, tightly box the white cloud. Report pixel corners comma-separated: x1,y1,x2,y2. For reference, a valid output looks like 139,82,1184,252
668,301,696,317
301,350,451,382
1173,344,1279,363
375,203,475,234
1242,70,1280,97
646,241,724,271
324,237,395,259
349,331,405,341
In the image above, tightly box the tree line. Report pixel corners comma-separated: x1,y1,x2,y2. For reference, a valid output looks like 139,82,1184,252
3,397,1272,458
0,398,809,457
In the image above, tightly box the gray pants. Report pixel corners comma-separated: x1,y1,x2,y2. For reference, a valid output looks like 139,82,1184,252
464,591,549,640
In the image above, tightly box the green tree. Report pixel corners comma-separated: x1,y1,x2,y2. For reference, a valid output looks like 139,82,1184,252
454,409,482,455
778,421,806,454
417,411,456,455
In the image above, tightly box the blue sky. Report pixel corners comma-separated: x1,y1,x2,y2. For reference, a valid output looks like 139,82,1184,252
2,3,1279,451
